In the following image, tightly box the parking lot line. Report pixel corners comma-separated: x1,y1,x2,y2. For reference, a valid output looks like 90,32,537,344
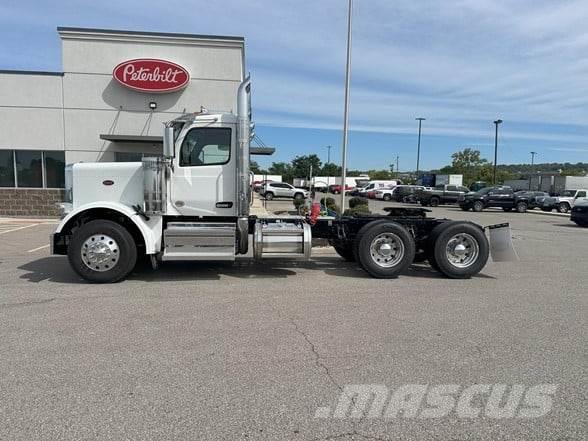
27,244,50,253
0,223,39,235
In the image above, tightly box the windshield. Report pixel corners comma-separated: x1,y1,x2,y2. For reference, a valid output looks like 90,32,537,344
561,190,576,197
477,187,493,195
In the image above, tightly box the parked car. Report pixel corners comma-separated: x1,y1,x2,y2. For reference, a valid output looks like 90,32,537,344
419,184,470,207
358,180,398,197
262,182,310,200
514,191,550,210
541,189,588,213
393,185,426,203
374,186,398,201
570,200,588,227
459,186,532,212
328,184,354,194
253,179,274,193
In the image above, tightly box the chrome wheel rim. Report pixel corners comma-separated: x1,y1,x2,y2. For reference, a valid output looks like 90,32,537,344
81,234,120,272
369,232,405,268
446,233,479,268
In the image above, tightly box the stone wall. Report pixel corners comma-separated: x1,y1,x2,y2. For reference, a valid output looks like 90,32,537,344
0,189,65,217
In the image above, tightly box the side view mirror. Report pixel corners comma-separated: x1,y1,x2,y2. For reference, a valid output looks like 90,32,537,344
163,126,174,158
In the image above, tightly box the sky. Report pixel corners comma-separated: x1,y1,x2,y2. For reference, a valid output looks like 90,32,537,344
1,0,588,171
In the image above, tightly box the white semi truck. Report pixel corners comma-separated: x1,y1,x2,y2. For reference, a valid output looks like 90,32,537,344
51,78,513,283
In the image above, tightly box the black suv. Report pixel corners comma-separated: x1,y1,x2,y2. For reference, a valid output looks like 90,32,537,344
459,186,531,213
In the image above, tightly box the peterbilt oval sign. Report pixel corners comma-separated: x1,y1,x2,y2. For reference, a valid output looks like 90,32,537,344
112,58,190,93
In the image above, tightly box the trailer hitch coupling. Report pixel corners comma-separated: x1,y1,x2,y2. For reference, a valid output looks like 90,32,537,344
486,223,518,262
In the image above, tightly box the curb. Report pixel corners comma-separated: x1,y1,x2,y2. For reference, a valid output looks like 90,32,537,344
525,210,570,218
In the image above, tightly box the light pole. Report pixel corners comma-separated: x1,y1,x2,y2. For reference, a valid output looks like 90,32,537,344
339,0,353,211
326,145,332,187
415,117,425,177
493,119,503,185
396,155,399,179
530,151,537,166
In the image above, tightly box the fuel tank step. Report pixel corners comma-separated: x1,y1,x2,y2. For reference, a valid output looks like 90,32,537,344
162,222,236,261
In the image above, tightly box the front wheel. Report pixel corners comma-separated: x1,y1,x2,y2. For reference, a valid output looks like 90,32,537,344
383,194,392,201
430,222,489,279
265,192,274,200
472,201,484,212
355,221,415,278
68,220,137,283
429,197,440,207
294,192,304,200
557,203,570,213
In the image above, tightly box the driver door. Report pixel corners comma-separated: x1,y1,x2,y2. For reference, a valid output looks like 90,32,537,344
171,125,237,216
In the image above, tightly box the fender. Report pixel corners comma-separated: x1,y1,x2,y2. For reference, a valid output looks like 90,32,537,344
54,202,162,254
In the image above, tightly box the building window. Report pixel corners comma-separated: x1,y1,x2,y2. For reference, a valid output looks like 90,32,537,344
0,150,15,187
0,150,65,188
16,150,43,188
44,151,65,188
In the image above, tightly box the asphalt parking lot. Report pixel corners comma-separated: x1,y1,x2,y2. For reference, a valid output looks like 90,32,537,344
0,205,586,440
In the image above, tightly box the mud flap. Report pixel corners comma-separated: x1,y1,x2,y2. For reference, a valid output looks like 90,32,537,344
487,223,519,262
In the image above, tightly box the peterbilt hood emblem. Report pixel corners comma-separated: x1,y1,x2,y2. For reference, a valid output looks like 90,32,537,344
113,59,190,93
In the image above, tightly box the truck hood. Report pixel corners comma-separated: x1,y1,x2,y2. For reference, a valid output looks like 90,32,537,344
70,162,144,210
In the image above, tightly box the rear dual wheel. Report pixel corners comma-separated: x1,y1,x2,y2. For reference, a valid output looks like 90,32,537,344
353,221,415,278
426,221,489,279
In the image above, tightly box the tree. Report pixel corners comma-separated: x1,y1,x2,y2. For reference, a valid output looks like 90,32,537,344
250,160,268,175
291,154,322,179
268,162,294,183
367,169,393,180
321,162,341,176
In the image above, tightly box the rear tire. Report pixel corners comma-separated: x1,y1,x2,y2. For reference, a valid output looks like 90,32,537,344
68,219,137,283
265,192,274,200
383,194,392,201
516,201,528,213
331,242,355,262
472,201,484,212
355,221,415,278
429,197,440,207
431,222,489,279
557,203,570,213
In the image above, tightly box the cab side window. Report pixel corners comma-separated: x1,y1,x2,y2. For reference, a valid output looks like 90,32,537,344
180,128,231,167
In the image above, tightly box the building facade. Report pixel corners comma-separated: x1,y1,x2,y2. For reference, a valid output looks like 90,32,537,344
0,27,245,216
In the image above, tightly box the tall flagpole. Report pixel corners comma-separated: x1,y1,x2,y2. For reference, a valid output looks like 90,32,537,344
340,0,353,212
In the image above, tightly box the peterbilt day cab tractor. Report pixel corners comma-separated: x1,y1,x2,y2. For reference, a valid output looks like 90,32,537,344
51,78,514,283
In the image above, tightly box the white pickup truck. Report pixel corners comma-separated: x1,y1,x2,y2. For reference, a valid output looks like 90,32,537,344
541,189,588,213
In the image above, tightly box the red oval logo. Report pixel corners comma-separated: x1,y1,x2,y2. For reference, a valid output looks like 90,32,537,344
113,58,190,93
102,180,114,186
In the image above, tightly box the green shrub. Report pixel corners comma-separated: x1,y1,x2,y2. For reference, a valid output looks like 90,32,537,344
348,197,368,209
293,198,306,213
343,204,371,216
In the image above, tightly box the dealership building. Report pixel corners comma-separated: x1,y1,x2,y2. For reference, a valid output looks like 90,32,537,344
0,27,245,216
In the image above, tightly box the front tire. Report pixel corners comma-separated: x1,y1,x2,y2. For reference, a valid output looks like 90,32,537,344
429,197,440,207
355,221,415,278
68,220,137,283
294,192,304,200
472,201,484,212
557,203,570,213
431,222,489,279
265,192,274,201
383,194,392,201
